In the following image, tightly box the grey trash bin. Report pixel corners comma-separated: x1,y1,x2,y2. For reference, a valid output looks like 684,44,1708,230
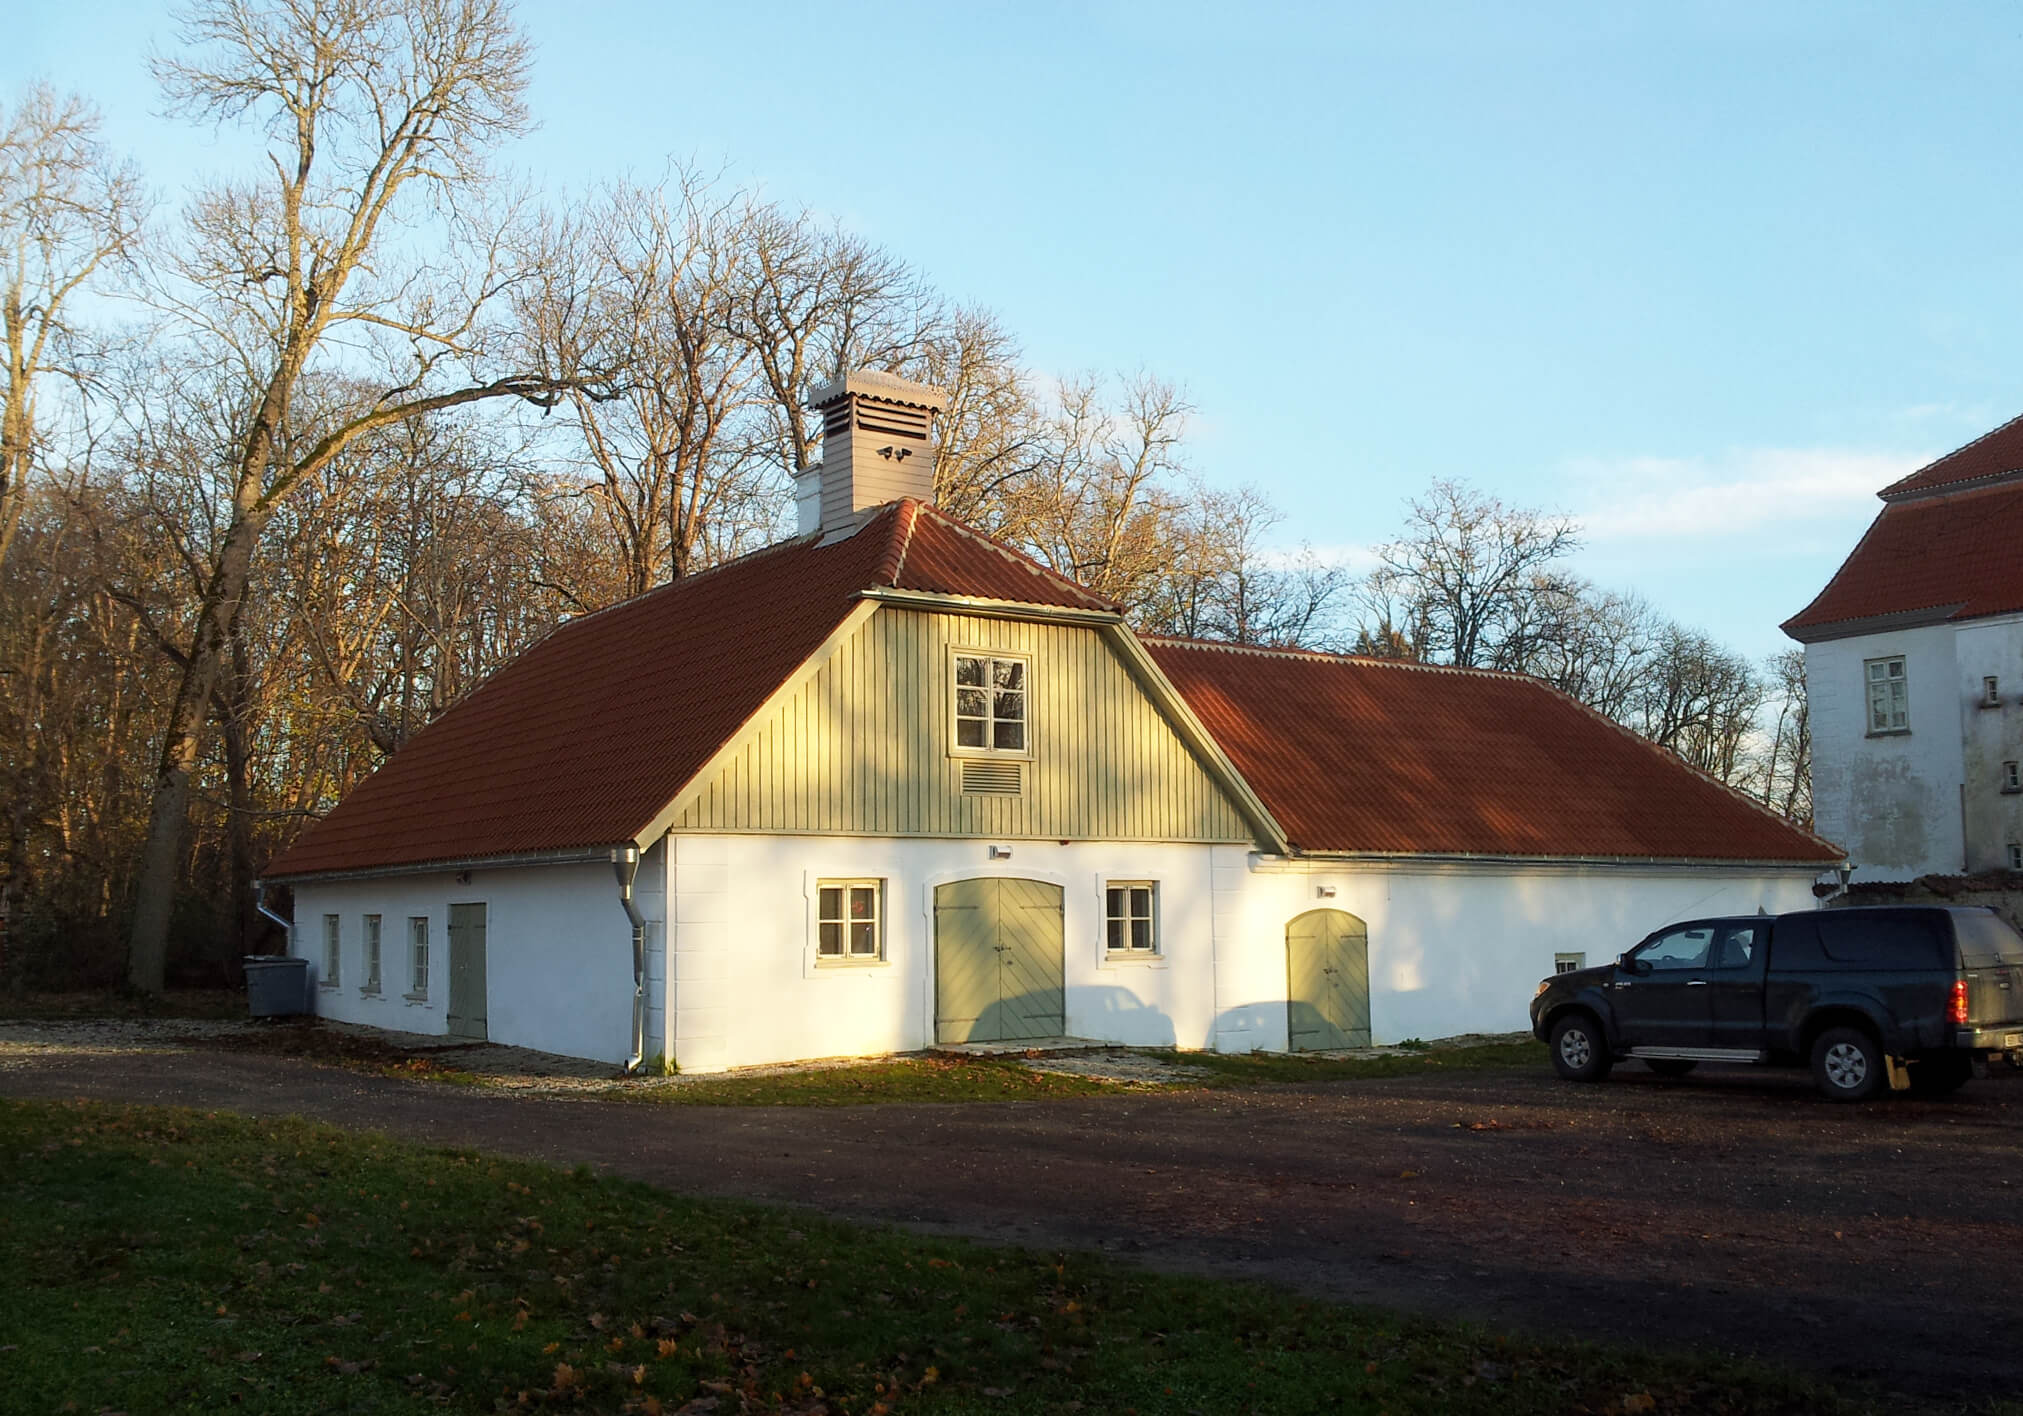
244,955,309,1017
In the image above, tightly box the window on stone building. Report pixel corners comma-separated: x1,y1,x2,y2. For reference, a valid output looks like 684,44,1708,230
1865,656,1908,734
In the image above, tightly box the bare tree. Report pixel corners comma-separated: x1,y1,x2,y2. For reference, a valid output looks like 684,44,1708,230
1365,479,1580,669
0,85,143,570
1757,648,1811,825
124,0,610,992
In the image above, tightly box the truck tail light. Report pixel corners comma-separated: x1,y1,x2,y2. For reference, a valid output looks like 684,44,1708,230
1950,978,1970,1025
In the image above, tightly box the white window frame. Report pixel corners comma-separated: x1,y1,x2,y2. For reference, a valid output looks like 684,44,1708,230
361,914,382,994
1865,655,1909,735
2010,843,2023,871
406,916,430,999
1554,952,1586,974
949,648,1031,758
321,914,340,988
815,879,886,965
1103,881,1159,957
1986,676,2002,707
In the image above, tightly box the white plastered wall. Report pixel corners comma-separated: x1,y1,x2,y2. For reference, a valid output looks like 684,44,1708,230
1806,623,1964,880
289,854,662,1066
666,833,1224,1073
1206,848,1823,1052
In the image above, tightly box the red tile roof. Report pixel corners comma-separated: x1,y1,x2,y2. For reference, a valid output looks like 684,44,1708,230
1145,638,1841,863
265,502,1113,878
1879,411,2023,498
1781,478,2023,639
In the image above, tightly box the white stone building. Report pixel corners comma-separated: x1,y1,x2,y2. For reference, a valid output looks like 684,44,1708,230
262,372,1839,1070
1785,414,2023,881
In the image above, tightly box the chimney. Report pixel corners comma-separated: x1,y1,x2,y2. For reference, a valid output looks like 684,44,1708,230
797,370,951,541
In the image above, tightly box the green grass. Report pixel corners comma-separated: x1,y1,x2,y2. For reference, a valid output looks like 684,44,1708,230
0,1098,1951,1416
1175,1038,1546,1087
610,1056,1129,1106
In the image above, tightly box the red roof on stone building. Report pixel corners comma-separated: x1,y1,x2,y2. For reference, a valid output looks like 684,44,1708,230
1145,638,1841,863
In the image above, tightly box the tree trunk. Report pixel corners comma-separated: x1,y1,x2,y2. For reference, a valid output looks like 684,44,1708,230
126,506,265,992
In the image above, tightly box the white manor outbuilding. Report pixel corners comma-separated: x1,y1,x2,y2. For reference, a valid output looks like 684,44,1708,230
263,371,1842,1071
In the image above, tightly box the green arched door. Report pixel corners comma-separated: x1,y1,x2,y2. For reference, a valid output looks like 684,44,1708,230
1286,909,1370,1050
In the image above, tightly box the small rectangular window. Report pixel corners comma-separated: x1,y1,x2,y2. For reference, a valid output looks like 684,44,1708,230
2010,843,2023,871
362,915,381,993
817,880,883,961
2005,761,2021,793
953,653,1027,754
1105,882,1158,954
407,917,429,997
1865,655,1909,733
1554,952,1585,974
1986,676,2002,706
322,914,340,987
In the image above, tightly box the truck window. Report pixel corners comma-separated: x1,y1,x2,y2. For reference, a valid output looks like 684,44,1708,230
1708,924,1758,970
1635,927,1713,970
1953,911,2023,969
1814,912,1948,969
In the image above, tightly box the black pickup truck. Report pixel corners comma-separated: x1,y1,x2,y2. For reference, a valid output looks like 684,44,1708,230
1529,905,2023,1101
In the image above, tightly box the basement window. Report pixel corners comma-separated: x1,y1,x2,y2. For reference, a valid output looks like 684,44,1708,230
952,652,1028,755
321,914,340,988
1105,882,1158,955
817,880,884,962
1865,656,1908,734
361,915,382,994
407,917,429,999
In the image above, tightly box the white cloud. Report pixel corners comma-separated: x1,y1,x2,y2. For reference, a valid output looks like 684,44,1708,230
1565,446,1929,543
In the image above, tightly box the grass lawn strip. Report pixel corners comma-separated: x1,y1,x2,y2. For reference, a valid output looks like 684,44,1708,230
0,1099,1948,1416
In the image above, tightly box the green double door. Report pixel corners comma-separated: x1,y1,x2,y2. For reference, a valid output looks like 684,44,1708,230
934,878,1066,1044
1286,909,1370,1050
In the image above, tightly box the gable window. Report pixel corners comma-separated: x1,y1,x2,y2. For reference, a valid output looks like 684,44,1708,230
321,914,340,987
407,917,429,998
362,915,382,994
817,880,884,962
1987,676,2003,707
1865,656,1908,734
1105,882,1158,954
953,652,1027,754
2005,761,2021,794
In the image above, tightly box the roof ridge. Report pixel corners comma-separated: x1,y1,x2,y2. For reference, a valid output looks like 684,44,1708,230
1141,634,1530,682
1882,407,2023,495
913,504,1120,612
884,498,923,586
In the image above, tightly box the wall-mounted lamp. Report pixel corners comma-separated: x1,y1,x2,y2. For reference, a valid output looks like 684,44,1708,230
1316,884,1337,899
455,870,472,885
988,845,1013,861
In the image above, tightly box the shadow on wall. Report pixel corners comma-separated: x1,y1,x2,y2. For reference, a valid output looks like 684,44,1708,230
956,985,1177,1046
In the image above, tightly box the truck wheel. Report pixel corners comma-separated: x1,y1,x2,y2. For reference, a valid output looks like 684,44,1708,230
1810,1026,1884,1102
1549,1013,1613,1083
1645,1058,1698,1078
1908,1055,1972,1097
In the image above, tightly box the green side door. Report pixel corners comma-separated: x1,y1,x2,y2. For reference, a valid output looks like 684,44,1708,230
446,902,488,1041
934,877,1065,1044
1286,909,1370,1051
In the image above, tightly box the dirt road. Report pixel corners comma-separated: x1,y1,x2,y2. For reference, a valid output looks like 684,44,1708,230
3,1046,2018,1400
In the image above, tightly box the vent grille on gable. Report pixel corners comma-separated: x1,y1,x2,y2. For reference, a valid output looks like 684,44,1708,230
855,400,932,440
960,760,1022,796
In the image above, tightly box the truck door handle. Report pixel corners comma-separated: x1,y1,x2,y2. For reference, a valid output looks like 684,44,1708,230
1686,980,1709,987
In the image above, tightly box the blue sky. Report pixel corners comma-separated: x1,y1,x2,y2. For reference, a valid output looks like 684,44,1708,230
12,1,2022,660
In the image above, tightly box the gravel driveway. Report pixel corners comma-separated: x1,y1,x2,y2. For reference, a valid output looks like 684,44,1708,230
2,1041,2018,1401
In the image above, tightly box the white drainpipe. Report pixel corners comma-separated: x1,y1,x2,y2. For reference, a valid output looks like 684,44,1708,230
612,845,646,1073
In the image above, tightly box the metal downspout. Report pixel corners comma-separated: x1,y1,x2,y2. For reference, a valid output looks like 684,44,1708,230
613,845,646,1073
253,881,293,945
